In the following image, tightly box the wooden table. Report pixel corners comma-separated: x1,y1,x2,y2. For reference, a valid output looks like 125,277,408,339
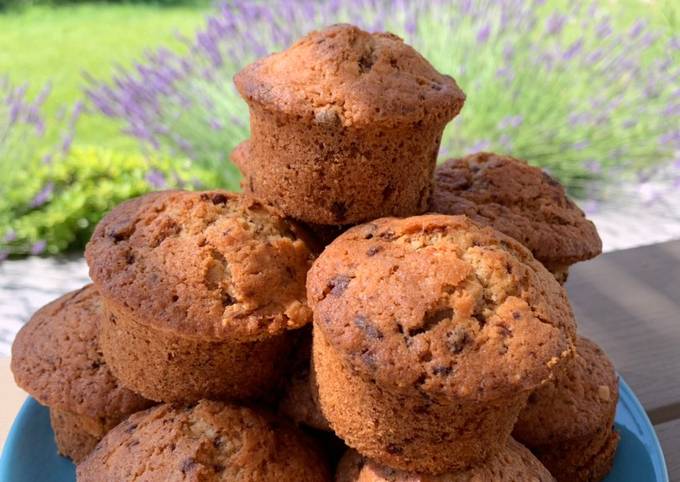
0,241,679,479
567,240,680,481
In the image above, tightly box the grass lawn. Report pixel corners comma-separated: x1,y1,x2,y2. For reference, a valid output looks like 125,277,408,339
0,3,210,150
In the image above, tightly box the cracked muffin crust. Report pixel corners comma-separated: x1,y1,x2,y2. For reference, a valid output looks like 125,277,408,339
431,153,602,282
234,24,465,225
86,190,314,342
308,214,577,473
513,336,620,482
85,190,315,402
77,400,332,482
11,285,153,461
335,438,555,482
308,214,576,401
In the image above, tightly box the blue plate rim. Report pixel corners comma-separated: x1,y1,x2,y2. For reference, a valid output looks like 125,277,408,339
617,376,669,481
0,376,670,481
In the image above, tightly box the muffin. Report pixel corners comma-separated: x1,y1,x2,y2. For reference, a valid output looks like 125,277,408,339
278,327,331,431
335,438,555,481
10,285,153,462
77,400,332,482
513,336,620,482
431,152,602,282
234,24,465,225
231,140,352,246
308,214,577,473
85,190,315,403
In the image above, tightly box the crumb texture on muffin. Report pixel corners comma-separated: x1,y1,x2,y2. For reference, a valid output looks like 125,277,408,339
85,190,314,341
432,152,602,265
77,401,331,482
308,214,576,401
514,336,619,445
235,24,465,127
11,285,151,421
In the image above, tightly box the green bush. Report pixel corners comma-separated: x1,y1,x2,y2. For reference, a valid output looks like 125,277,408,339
0,148,221,258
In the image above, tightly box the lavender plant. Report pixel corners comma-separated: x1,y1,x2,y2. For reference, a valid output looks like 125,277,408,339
0,77,216,258
85,0,680,199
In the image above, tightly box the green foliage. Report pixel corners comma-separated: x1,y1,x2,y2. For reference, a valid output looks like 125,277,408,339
0,148,220,257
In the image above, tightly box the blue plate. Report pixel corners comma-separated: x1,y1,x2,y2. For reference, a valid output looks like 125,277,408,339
0,377,668,481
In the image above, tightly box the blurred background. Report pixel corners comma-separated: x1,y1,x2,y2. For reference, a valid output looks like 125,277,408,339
0,0,678,353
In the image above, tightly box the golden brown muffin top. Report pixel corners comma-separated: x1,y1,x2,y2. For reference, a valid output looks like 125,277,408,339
431,153,602,266
235,24,465,127
11,285,152,424
335,439,555,482
77,400,332,482
85,191,315,342
514,336,619,446
307,214,576,402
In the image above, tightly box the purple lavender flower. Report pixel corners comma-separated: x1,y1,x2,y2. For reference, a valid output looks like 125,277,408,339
145,168,167,189
498,115,523,129
562,38,584,61
545,12,566,36
476,23,492,44
30,182,54,208
3,231,17,243
31,240,47,256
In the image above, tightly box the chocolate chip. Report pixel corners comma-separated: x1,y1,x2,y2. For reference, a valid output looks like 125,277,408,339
211,193,228,205
361,350,377,368
330,201,348,222
410,307,453,336
212,437,223,448
125,252,135,265
106,223,135,243
354,314,383,339
124,423,138,434
358,48,375,73
386,444,403,455
329,275,352,296
180,458,196,474
366,245,383,257
512,311,521,320
432,365,452,376
382,184,395,201
90,360,103,370
447,327,470,354
213,464,225,473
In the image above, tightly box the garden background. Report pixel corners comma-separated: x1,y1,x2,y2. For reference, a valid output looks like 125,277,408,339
0,0,679,355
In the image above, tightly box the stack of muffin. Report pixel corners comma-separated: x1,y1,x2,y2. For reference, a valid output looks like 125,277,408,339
11,24,619,482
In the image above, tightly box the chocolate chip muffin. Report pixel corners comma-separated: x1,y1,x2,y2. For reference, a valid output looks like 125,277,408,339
431,153,602,283
85,190,315,403
335,438,555,481
308,214,577,473
234,24,465,225
77,400,332,482
513,336,620,482
278,327,331,431
10,285,153,462
231,140,352,247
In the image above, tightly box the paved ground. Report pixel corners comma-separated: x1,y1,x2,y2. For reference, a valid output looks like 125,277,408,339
2,188,680,356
